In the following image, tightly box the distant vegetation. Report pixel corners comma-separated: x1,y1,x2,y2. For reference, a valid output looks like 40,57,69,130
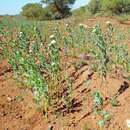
21,0,76,20
41,0,76,19
21,3,48,20
72,0,130,23
88,0,130,15
21,0,130,21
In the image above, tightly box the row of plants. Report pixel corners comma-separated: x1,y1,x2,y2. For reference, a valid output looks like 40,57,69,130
0,19,61,117
1,18,130,127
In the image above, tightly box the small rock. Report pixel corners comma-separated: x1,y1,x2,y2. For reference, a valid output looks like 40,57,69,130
7,96,12,101
48,125,53,130
92,115,96,119
126,119,130,128
3,128,9,130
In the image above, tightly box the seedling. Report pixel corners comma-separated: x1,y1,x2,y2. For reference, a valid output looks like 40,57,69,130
64,77,73,110
110,97,120,107
97,111,111,128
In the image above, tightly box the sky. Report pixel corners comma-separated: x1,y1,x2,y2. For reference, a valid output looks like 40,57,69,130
0,0,90,15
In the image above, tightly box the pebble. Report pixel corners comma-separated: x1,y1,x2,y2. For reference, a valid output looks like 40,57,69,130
126,119,130,128
48,125,53,130
7,96,12,101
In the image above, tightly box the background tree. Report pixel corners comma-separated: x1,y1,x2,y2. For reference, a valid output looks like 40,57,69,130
22,3,43,20
21,3,51,20
88,0,101,14
88,0,130,15
101,0,130,14
41,0,76,19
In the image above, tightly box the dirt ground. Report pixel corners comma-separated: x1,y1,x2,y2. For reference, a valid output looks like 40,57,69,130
1,17,130,130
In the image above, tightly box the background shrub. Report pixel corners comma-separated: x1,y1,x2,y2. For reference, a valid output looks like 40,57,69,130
88,0,130,15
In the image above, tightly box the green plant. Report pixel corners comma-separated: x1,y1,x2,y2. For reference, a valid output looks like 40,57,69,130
109,44,130,72
92,91,111,128
1,25,51,117
92,25,109,78
97,111,111,128
106,22,114,44
64,77,73,110
48,34,60,80
93,91,103,111
110,97,120,107
91,24,130,78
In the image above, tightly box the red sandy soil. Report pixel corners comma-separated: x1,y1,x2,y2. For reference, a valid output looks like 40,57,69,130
1,17,130,130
